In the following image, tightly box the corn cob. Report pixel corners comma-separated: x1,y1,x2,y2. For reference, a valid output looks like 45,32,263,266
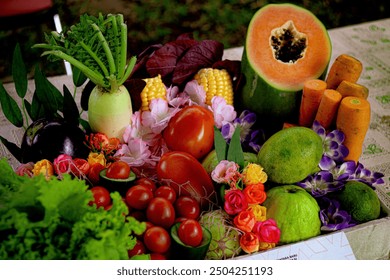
194,68,234,106
140,74,167,111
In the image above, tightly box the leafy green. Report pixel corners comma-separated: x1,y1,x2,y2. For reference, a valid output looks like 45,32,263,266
213,126,245,168
33,14,136,92
0,158,145,260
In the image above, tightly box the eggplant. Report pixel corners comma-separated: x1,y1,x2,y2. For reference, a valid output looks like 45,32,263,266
21,118,89,163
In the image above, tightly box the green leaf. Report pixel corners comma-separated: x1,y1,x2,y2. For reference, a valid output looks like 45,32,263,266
12,44,28,99
29,90,46,121
78,118,91,134
72,67,87,87
213,126,228,162
63,85,79,126
34,65,63,116
0,135,22,162
227,126,244,168
0,82,23,127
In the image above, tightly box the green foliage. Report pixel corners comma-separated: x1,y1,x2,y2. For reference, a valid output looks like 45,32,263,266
0,158,145,260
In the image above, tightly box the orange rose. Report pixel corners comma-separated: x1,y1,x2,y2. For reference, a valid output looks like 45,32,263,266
239,232,259,254
243,183,267,205
233,210,256,232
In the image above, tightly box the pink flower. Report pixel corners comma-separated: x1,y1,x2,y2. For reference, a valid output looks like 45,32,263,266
15,162,35,177
53,154,73,175
115,138,153,167
224,189,248,215
124,111,155,144
142,98,178,134
252,219,281,244
209,96,236,129
211,160,240,185
183,80,206,106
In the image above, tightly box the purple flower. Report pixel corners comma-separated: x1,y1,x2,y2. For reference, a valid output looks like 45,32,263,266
312,121,349,163
220,110,264,153
297,171,344,197
318,197,357,231
349,162,385,188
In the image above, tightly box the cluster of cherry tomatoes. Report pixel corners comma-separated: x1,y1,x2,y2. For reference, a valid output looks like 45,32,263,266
88,161,205,260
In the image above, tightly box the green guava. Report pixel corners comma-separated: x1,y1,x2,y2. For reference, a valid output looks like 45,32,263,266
263,185,321,244
257,127,323,184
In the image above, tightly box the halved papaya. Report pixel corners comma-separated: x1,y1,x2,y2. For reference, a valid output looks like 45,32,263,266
239,4,332,130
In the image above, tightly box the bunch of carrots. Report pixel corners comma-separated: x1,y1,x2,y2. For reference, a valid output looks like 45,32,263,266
297,54,370,163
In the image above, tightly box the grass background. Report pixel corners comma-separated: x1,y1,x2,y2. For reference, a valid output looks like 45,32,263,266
0,0,389,82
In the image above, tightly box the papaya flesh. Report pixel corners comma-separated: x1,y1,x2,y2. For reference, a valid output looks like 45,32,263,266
239,4,332,127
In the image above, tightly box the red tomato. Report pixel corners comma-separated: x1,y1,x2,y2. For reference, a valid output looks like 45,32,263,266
178,219,203,247
150,253,167,260
143,226,171,254
88,163,105,185
89,186,111,209
157,151,216,209
163,105,214,159
106,161,131,179
146,197,175,229
174,196,200,220
154,185,177,204
135,177,157,193
128,239,146,258
126,185,154,210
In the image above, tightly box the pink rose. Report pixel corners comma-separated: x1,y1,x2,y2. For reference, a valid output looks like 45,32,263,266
53,154,73,175
15,162,35,177
211,160,240,185
224,189,248,215
252,219,281,244
233,209,256,232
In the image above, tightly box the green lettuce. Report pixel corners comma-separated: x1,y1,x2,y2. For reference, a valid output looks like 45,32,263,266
0,158,145,260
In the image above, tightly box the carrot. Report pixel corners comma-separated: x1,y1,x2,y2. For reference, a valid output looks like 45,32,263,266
336,96,371,163
314,89,342,130
326,54,363,89
336,80,369,99
298,79,327,127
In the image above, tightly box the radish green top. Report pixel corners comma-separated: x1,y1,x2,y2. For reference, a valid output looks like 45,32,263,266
33,14,136,93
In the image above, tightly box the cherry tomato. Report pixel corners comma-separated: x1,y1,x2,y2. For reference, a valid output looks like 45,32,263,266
143,226,171,254
146,197,175,229
128,239,146,258
163,105,214,159
154,185,177,204
89,186,111,209
174,196,201,220
126,185,154,210
106,161,131,179
150,253,167,260
135,177,157,193
157,151,216,209
178,219,203,247
88,163,105,185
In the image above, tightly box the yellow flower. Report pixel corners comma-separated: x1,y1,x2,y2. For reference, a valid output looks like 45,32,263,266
33,159,54,180
248,204,267,222
242,163,268,185
258,242,276,251
87,152,106,167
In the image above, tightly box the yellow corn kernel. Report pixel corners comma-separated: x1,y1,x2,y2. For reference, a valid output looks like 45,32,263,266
194,68,234,106
140,74,167,111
